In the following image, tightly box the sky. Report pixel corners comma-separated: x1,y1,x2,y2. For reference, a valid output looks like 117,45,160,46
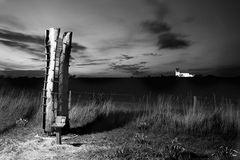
0,0,240,77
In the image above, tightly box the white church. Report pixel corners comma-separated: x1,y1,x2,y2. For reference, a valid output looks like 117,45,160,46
175,68,194,77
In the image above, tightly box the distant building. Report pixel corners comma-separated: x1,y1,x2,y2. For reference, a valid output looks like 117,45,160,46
175,68,194,77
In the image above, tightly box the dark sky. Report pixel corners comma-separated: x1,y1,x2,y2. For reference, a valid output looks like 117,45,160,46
0,0,240,77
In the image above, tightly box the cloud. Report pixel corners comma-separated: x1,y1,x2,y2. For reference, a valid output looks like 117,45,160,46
157,33,190,49
0,39,44,58
162,59,186,67
0,15,25,30
118,54,134,60
145,0,169,20
76,62,106,67
141,21,170,34
85,58,111,63
0,28,42,44
97,39,134,53
183,16,196,23
142,1,191,50
110,62,148,76
140,20,191,49
0,28,87,58
71,42,87,53
142,53,162,56
29,58,42,61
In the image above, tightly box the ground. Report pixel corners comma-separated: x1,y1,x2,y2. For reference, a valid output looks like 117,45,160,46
1,123,239,160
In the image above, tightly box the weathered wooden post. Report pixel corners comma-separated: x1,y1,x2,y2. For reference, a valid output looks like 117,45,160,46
42,28,72,144
58,32,72,130
43,28,60,133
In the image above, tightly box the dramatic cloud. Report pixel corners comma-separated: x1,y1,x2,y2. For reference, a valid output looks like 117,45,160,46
1,0,240,77
145,0,169,20
97,39,134,53
141,1,191,50
29,58,42,61
141,21,170,34
0,28,87,59
76,62,106,67
118,54,134,61
141,20,191,49
0,28,42,44
0,15,25,30
157,33,190,49
0,39,44,58
85,58,111,63
110,62,148,76
71,42,87,53
142,53,162,56
183,16,196,23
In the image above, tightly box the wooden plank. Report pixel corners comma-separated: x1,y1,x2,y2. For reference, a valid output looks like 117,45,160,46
58,32,72,129
45,28,60,132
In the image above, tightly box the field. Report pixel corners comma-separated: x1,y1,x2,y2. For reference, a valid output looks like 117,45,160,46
0,77,240,159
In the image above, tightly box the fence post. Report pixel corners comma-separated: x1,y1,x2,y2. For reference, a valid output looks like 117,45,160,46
58,32,72,130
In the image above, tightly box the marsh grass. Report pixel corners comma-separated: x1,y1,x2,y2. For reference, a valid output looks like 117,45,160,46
0,88,40,133
136,95,240,139
69,99,116,128
0,87,239,140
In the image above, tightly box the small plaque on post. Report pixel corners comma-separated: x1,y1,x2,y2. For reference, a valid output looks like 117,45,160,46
52,116,66,128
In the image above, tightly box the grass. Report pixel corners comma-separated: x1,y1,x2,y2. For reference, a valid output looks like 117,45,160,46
0,88,40,133
0,88,239,138
135,95,240,138
0,88,239,159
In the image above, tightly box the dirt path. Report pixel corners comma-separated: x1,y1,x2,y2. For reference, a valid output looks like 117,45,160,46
0,126,131,160
0,126,239,160
0,133,113,160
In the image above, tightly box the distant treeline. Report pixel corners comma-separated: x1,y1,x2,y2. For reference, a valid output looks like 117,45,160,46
0,77,240,98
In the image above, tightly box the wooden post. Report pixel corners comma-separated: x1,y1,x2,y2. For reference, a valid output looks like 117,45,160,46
44,28,60,133
56,129,62,144
58,32,72,130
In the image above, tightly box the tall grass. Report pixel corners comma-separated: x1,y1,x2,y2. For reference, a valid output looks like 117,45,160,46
0,87,239,139
136,95,240,138
69,99,116,128
0,88,41,133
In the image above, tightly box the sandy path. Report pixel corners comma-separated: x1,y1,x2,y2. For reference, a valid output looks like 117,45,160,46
0,134,111,160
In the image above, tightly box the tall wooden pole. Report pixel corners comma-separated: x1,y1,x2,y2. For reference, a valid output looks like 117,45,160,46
44,28,60,133
58,32,72,130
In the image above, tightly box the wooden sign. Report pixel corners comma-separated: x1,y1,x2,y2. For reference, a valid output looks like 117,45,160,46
52,116,66,128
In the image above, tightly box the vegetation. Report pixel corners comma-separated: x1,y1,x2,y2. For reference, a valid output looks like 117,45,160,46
135,95,240,138
0,88,40,133
0,87,239,159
